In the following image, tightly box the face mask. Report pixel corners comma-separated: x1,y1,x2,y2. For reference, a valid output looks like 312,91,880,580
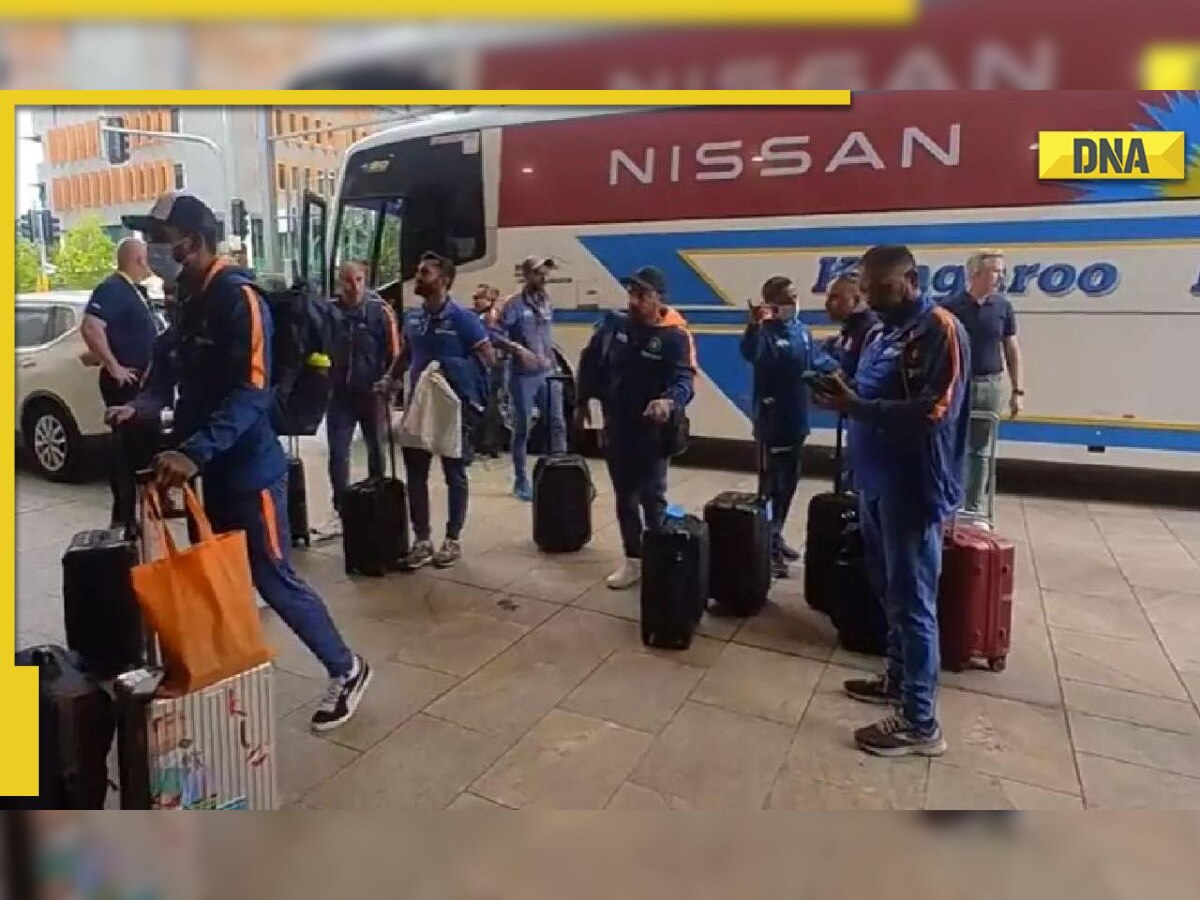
147,243,181,285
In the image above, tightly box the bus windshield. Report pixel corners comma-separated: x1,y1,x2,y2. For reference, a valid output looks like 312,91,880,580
335,129,486,287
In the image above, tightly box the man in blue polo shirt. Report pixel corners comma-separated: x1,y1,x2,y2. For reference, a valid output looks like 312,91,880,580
942,249,1024,520
379,251,497,570
80,237,160,528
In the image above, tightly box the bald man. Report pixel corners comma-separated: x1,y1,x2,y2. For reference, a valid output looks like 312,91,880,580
82,236,160,527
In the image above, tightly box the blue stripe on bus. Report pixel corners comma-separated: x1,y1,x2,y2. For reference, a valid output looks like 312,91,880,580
576,214,1200,308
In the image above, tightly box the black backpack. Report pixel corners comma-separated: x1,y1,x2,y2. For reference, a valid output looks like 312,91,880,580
264,282,335,436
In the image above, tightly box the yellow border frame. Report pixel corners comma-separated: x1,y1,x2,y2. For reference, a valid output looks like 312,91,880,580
1,88,849,798
4,0,915,22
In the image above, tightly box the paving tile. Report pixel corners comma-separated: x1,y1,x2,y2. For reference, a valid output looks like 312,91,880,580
1061,680,1200,735
730,589,839,663
572,581,740,640
1031,550,1134,599
1077,753,1200,809
784,666,929,810
446,792,510,810
691,644,824,726
938,614,1063,709
631,701,793,810
1116,554,1200,595
1051,628,1188,700
936,687,1079,795
273,668,326,719
286,660,458,753
424,609,629,738
1137,589,1200,670
605,781,672,809
425,546,553,592
471,710,652,809
1069,712,1200,779
560,651,705,733
1042,590,1155,642
278,728,360,807
302,714,508,809
924,762,1082,809
633,633,729,669
766,772,906,810
500,561,611,604
389,612,530,677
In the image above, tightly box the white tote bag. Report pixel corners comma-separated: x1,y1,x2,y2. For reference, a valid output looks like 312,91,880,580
396,363,463,458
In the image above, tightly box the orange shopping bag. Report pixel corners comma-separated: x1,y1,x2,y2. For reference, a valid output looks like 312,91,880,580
132,484,275,695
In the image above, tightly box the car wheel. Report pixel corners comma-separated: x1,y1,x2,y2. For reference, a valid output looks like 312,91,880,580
23,400,84,482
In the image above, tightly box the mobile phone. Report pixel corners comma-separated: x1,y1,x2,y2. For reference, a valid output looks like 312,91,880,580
800,370,827,388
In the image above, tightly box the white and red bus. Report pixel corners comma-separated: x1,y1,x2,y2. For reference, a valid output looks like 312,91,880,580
304,92,1200,476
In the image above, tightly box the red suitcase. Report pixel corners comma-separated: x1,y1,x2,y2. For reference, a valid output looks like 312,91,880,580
937,522,1015,673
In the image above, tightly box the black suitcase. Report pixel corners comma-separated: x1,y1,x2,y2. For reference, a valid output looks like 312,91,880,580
286,437,310,548
2,645,114,809
803,416,856,614
827,519,888,656
61,528,144,680
342,410,409,576
704,440,772,617
532,454,594,552
640,514,710,650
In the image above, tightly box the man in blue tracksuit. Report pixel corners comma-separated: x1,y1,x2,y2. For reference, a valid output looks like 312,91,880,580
110,193,371,733
317,261,400,538
378,252,497,570
494,257,567,500
813,244,970,759
576,266,696,590
740,275,836,578
822,270,880,381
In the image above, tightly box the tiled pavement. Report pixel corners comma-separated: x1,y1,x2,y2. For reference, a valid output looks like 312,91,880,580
14,437,1200,809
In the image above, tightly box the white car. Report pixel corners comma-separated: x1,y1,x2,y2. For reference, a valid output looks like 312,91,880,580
17,291,155,481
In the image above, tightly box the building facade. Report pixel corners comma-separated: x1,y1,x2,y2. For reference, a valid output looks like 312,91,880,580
32,105,382,273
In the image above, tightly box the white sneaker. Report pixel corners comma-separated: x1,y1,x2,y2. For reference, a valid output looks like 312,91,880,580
313,513,342,541
606,558,642,590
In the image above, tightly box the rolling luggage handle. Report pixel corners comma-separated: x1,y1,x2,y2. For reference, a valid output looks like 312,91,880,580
832,414,849,495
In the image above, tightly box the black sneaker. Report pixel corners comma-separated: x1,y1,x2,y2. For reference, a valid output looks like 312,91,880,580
855,715,948,758
844,674,901,706
311,654,373,732
771,555,790,579
777,539,801,562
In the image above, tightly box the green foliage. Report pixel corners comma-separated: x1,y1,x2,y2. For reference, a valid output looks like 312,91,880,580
52,215,115,290
16,237,40,293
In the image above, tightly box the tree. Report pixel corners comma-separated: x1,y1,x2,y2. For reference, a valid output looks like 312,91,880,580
16,237,40,293
52,215,115,290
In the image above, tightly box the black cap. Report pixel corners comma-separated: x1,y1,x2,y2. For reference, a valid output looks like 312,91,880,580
122,192,219,241
620,265,667,296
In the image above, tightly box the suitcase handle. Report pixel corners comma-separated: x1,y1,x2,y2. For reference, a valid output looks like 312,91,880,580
832,414,848,495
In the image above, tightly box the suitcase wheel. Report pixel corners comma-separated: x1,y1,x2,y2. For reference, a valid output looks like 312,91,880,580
987,656,1007,673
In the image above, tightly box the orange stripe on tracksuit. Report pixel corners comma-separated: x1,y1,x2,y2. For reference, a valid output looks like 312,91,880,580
259,488,282,560
382,302,402,362
242,285,267,389
928,305,962,423
658,306,698,371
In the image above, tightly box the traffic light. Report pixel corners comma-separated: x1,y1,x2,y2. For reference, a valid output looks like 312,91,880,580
231,198,248,237
40,211,62,246
18,211,35,242
99,115,130,165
